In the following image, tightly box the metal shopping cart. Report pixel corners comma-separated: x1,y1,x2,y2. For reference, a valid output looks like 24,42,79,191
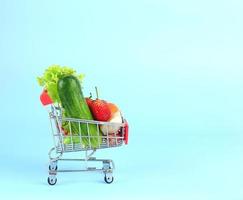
40,90,129,185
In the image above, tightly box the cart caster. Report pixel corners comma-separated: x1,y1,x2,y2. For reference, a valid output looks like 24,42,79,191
49,161,58,171
47,176,57,185
104,174,114,184
102,160,112,171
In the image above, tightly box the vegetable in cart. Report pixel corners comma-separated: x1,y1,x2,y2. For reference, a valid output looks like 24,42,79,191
57,75,102,148
37,65,84,103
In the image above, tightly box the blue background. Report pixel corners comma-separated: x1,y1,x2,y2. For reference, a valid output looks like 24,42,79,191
0,0,243,199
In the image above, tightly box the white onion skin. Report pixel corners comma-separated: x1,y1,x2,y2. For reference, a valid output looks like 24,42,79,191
100,111,122,135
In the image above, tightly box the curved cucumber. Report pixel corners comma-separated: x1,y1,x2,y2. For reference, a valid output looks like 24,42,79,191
57,75,101,148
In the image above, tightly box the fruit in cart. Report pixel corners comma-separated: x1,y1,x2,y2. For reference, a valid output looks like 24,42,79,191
57,75,102,148
90,100,111,121
89,87,111,121
85,93,93,107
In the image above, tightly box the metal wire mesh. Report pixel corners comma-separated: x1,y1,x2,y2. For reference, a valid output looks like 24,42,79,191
49,105,125,153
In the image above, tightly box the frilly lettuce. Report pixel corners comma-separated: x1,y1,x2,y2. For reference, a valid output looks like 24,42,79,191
37,65,84,103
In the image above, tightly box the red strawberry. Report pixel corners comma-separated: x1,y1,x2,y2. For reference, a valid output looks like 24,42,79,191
86,98,92,107
89,87,111,121
90,100,111,121
85,92,93,107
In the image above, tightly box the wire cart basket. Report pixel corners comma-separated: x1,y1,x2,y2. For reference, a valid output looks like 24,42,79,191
40,90,129,185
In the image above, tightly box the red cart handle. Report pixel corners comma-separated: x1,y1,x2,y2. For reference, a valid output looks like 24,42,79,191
124,120,129,145
40,90,53,106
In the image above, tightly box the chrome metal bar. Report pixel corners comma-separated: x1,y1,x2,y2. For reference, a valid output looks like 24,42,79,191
56,169,104,172
86,123,91,149
68,121,74,151
96,123,101,148
58,158,112,162
78,122,83,146
62,117,124,126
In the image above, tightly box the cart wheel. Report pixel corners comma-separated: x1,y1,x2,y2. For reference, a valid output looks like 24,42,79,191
47,176,57,185
103,166,112,171
49,165,58,171
104,175,114,184
49,161,58,171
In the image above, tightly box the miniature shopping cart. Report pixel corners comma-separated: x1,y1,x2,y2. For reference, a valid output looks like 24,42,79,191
40,90,129,185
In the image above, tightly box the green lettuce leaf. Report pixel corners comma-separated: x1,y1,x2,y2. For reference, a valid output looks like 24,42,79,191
37,65,85,103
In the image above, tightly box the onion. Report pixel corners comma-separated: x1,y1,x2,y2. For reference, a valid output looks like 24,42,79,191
100,111,122,135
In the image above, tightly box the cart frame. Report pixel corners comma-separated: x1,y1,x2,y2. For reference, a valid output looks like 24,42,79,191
46,104,128,185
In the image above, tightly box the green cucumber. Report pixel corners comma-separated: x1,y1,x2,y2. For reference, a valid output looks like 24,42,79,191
57,75,101,148
63,137,83,145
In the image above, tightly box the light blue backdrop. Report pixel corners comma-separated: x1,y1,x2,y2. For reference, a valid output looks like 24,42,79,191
0,0,243,199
